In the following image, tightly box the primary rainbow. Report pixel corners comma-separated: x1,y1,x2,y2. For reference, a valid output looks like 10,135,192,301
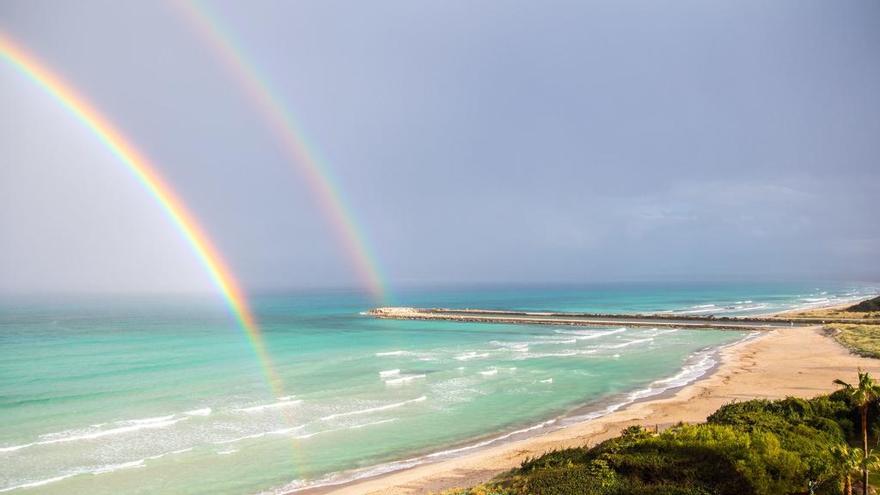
0,31,286,398
173,0,388,303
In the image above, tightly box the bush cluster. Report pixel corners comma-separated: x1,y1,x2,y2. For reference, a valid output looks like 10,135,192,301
447,392,870,495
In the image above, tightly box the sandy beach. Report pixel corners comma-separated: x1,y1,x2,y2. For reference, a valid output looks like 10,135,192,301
307,324,880,495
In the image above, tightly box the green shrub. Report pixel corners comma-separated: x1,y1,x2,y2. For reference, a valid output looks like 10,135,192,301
456,393,871,495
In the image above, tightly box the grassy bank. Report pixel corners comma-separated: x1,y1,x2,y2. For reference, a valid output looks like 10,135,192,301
791,297,880,359
828,324,880,359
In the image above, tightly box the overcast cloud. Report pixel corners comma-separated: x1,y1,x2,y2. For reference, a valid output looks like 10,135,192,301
1,0,878,294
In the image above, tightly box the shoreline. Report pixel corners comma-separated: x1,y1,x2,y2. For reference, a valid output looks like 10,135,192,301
294,321,880,495
289,331,756,495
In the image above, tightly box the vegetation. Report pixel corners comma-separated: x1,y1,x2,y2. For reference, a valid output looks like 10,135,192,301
442,373,880,495
849,297,880,313
831,444,862,495
786,297,880,359
834,371,880,495
784,298,880,320
827,324,880,359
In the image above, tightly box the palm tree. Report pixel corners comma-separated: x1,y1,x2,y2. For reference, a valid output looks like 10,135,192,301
832,444,863,495
834,370,880,495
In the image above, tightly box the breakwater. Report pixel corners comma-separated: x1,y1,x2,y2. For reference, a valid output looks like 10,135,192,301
367,307,877,330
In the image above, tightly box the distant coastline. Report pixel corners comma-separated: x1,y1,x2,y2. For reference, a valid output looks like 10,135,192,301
366,305,879,330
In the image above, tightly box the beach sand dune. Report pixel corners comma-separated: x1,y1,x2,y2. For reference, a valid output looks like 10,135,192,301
308,326,880,495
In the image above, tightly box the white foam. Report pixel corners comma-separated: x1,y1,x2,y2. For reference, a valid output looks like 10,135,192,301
293,419,397,440
0,473,79,493
540,378,553,384
269,425,308,435
489,341,530,352
674,307,717,314
275,458,423,494
5,412,201,452
384,374,426,386
213,424,307,445
275,417,564,493
0,459,147,493
90,458,147,474
654,353,716,387
15,417,188,450
347,418,398,429
454,352,490,361
553,328,626,340
517,349,598,359
145,447,194,461
567,332,762,426
524,350,575,358
424,419,558,459
217,449,239,455
213,432,269,445
535,337,578,344
379,369,401,378
626,352,718,401
0,442,34,453
732,304,768,312
122,414,175,425
376,350,408,357
648,329,679,336
184,407,212,417
236,399,302,413
603,337,653,349
320,396,427,421
479,369,498,376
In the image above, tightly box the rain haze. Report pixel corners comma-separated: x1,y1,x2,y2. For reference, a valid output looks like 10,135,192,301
1,0,878,295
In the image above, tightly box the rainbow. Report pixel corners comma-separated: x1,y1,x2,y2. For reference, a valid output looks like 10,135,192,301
0,31,286,398
173,1,388,303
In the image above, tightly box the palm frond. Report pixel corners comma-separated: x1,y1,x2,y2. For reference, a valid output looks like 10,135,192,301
834,378,854,389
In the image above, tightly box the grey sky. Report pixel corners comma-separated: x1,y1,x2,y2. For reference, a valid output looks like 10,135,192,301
1,0,878,294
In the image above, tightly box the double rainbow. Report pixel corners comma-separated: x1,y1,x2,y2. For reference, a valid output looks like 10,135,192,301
174,1,388,303
0,32,286,397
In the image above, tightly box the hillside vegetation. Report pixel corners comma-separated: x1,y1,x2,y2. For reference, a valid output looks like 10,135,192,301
443,390,879,495
849,296,880,313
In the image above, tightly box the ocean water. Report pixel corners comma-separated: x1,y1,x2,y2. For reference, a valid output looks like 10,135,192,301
0,282,876,494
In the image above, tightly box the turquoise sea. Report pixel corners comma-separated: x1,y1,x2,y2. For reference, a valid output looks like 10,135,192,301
1,282,877,494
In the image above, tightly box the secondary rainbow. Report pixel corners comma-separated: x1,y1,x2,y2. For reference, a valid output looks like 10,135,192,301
173,0,388,303
0,31,286,398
